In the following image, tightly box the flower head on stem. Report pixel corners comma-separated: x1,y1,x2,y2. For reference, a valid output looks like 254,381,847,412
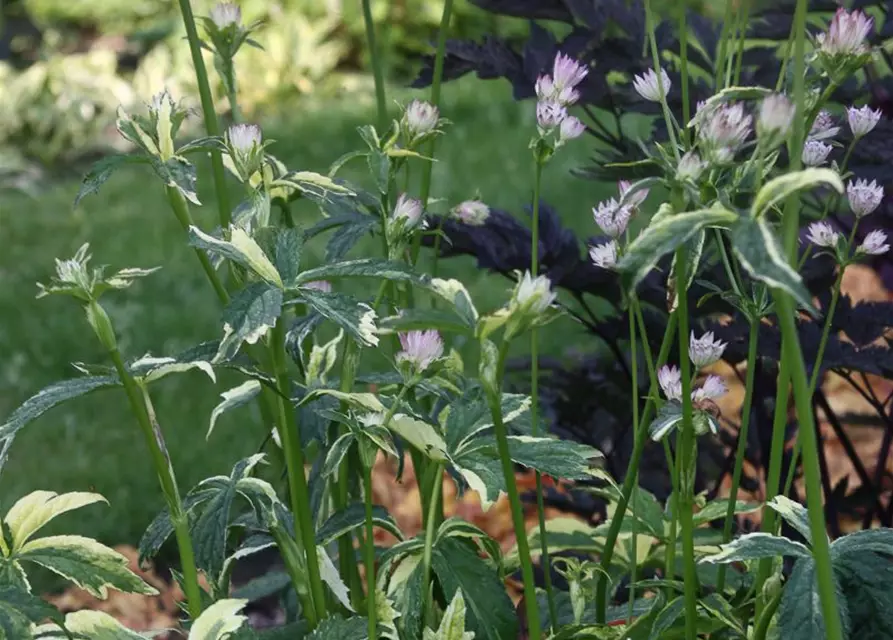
589,240,618,270
396,330,444,373
757,94,795,145
817,8,874,58
847,178,884,218
802,139,833,166
809,110,840,141
858,230,890,256
658,365,683,402
618,180,649,209
592,198,632,238
689,331,727,368
210,2,241,28
632,68,671,102
452,200,490,226
692,375,728,402
806,221,840,249
847,105,882,138
402,99,440,143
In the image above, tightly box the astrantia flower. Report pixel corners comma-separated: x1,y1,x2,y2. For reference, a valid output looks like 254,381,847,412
619,180,649,209
536,100,567,131
452,200,490,226
396,330,444,372
227,123,262,154
592,198,633,238
847,105,882,138
632,68,671,102
817,8,873,57
692,375,727,402
802,139,832,166
809,111,840,141
847,178,884,218
210,2,241,28
658,365,682,402
403,99,439,139
303,281,332,293
758,94,795,140
535,75,555,101
676,151,706,181
392,194,423,228
558,116,586,143
552,53,588,92
535,73,579,105
806,221,840,248
513,271,556,315
589,241,618,270
858,230,890,255
699,103,752,160
689,331,727,368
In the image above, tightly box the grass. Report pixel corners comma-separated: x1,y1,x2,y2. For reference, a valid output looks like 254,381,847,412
0,76,617,554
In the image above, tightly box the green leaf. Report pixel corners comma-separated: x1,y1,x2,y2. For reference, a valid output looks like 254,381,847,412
379,309,474,336
188,226,282,288
74,155,146,207
150,155,200,205
129,353,216,385
751,168,844,219
617,208,736,292
692,499,761,528
507,436,601,479
33,609,149,639
778,559,825,640
207,381,262,439
0,586,62,639
450,450,504,510
137,488,218,565
686,86,773,129
274,228,303,287
442,388,530,456
188,599,248,640
298,289,379,348
307,615,368,640
177,136,228,156
431,538,518,640
231,570,291,603
368,150,390,194
423,590,475,640
326,217,378,262
0,558,29,591
328,150,368,177
428,279,479,326
316,504,403,546
648,596,684,640
295,259,428,288
322,432,356,478
834,546,893,637
273,171,354,201
299,390,386,413
215,283,283,362
831,527,893,560
698,593,745,636
232,189,272,230
729,216,815,313
17,535,158,599
767,495,817,546
699,532,812,564
388,414,449,462
4,491,107,552
435,518,501,564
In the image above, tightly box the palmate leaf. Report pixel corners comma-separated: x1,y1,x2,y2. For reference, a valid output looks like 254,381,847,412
777,558,851,640
431,538,517,640
450,450,504,509
32,609,148,639
0,586,62,640
729,216,815,313
388,414,449,462
150,155,201,205
506,435,601,479
74,154,147,207
215,282,283,362
4,491,107,552
294,258,429,288
834,547,893,637
16,536,157,599
699,532,812,564
298,289,379,348
273,227,303,287
692,499,761,528
315,504,403,546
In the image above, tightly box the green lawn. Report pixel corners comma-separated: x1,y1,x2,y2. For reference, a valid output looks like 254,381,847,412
0,77,616,550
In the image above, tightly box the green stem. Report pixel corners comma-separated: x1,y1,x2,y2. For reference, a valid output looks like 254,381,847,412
269,319,328,624
270,524,318,626
529,160,557,628
362,463,378,640
223,60,241,124
663,440,678,591
487,342,541,640
420,462,445,628
412,0,454,266
164,186,230,305
674,248,698,640
594,310,678,622
716,319,759,593
714,0,736,88
108,350,202,619
677,2,691,147
176,0,231,227
645,0,680,160
362,0,388,131
627,305,640,623
732,0,752,85
753,586,783,640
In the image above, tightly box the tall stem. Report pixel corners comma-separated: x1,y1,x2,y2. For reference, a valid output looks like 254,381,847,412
595,311,678,621
362,0,388,131
716,319,759,592
223,61,241,124
674,248,698,640
362,463,378,640
176,0,231,227
108,349,202,619
677,2,691,147
420,462,445,627
487,342,541,640
645,0,680,160
269,319,328,623
529,161,557,628
714,0,736,89
626,305,640,622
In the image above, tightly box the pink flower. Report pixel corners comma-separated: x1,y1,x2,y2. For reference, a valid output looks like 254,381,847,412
689,331,727,368
536,100,567,131
632,68,671,102
619,180,649,209
847,178,884,218
658,365,683,402
818,8,873,57
396,330,444,372
692,375,727,402
559,116,586,142
806,221,840,248
592,198,633,238
552,53,588,92
392,194,423,228
847,105,882,138
589,241,618,270
802,140,832,166
403,99,439,139
452,200,490,226
858,230,890,256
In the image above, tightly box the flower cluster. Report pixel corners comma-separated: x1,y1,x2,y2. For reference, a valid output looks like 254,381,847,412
225,123,266,181
200,2,259,63
534,53,587,149
696,102,753,164
588,181,651,271
657,366,727,404
815,8,875,80
806,178,887,259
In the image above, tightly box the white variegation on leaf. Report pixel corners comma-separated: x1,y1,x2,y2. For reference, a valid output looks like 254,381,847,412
429,278,479,324
207,380,262,439
305,330,344,386
699,532,812,564
188,226,282,288
4,491,107,552
387,414,449,462
298,389,387,413
188,599,248,640
130,355,216,385
32,609,151,639
767,495,819,545
319,546,354,612
751,168,844,219
424,590,475,640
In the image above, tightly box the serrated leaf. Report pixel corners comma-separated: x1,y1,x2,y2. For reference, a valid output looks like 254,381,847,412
207,381,262,439
17,536,157,599
150,155,200,205
129,354,216,385
0,586,62,639
295,259,428,288
424,590,474,640
648,596,684,640
729,216,815,313
692,499,761,528
506,436,601,479
617,208,736,292
431,538,517,640
274,228,303,287
322,432,356,478
74,155,146,207
368,150,390,194
0,558,30,591
379,309,474,336
307,615,368,640
231,570,291,603
5,491,107,552
451,451,504,510
778,559,825,640
388,414,449,462
428,279,479,325
188,226,282,287
299,390,386,413
316,504,403,546
751,168,844,219
299,289,379,348
177,136,229,155
232,189,272,231
699,532,812,564
137,488,218,566
33,609,148,639
768,495,817,545
326,217,378,261
189,599,248,640
830,527,893,560
318,546,353,611
215,283,283,362
435,518,501,565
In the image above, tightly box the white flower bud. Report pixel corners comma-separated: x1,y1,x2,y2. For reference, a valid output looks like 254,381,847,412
758,94,795,140
689,331,727,368
806,221,840,248
226,123,262,154
699,103,752,153
589,240,618,270
658,365,682,402
847,178,884,218
403,99,439,139
858,230,890,256
692,375,727,402
559,116,586,143
809,110,840,141
512,271,556,316
801,139,832,166
676,151,706,181
392,194,424,229
592,198,632,238
632,68,671,102
847,105,882,138
210,2,241,28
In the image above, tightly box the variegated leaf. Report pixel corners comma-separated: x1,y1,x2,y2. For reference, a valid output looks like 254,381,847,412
188,226,282,288
5,491,107,552
32,609,149,639
423,590,474,640
214,283,283,362
188,599,248,640
207,381,262,439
